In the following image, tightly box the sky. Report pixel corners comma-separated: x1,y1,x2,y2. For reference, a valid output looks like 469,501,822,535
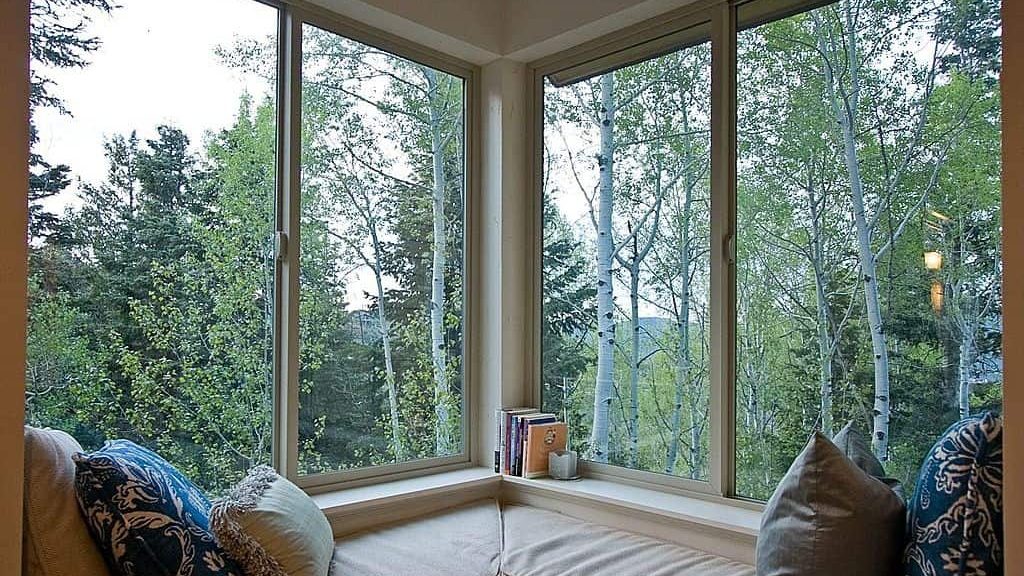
33,0,405,311
34,0,276,205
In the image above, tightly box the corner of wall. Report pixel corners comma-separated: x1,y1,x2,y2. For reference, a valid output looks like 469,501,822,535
474,59,532,467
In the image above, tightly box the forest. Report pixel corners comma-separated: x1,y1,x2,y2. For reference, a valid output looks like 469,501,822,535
540,0,1002,499
25,0,1002,501
26,0,465,492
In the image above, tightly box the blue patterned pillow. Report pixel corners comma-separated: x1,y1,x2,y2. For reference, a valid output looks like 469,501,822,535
73,440,244,576
905,412,1003,575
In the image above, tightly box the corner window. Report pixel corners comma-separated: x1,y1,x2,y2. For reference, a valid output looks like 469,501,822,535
298,23,467,476
537,0,1002,500
542,40,713,480
735,0,1003,500
25,0,472,492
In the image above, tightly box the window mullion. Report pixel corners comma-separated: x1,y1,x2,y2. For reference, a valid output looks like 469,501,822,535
708,0,738,499
274,5,303,481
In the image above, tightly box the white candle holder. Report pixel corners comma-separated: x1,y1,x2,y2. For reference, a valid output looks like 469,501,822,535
548,449,579,480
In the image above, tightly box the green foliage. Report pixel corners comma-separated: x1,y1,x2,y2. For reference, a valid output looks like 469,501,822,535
542,0,1003,500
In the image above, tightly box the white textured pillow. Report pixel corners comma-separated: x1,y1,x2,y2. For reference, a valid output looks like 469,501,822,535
211,466,334,576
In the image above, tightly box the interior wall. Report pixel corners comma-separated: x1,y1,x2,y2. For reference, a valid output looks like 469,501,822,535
0,0,29,571
1002,0,1022,570
502,0,698,60
503,0,656,52
308,0,501,64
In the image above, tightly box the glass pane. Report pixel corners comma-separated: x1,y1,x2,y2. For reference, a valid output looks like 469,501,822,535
298,24,466,474
542,41,713,480
25,0,279,493
736,0,1003,500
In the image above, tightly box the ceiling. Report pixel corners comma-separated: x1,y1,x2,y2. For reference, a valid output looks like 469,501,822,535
309,0,699,64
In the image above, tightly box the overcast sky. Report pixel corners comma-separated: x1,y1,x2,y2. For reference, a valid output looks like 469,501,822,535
34,0,276,202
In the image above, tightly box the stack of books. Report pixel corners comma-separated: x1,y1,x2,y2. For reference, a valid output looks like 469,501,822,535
494,407,568,478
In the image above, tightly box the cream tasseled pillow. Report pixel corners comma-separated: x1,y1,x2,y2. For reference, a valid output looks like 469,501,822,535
211,466,334,576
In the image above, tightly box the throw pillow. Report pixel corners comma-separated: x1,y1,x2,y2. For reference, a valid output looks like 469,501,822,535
756,432,906,576
73,440,243,576
833,420,905,500
905,412,1003,576
832,420,885,477
211,465,334,576
22,427,111,576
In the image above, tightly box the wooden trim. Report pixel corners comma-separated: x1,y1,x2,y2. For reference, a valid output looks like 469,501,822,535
274,1,482,488
577,460,716,496
527,64,544,410
298,455,471,490
708,0,738,499
276,5,303,481
500,476,758,563
315,468,501,537
1001,0,1022,568
0,0,29,570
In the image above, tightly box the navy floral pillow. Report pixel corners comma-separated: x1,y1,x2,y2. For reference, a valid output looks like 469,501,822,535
905,412,1003,576
73,440,244,576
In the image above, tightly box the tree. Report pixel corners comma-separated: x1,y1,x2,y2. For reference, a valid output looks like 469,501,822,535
28,0,114,241
298,27,465,460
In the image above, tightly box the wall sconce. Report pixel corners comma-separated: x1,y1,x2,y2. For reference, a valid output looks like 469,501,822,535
924,251,943,271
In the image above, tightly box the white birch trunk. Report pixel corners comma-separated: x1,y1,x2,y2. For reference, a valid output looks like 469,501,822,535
628,256,640,468
807,184,834,438
665,176,693,475
815,6,891,459
590,72,616,463
958,326,974,419
369,222,404,460
424,68,451,455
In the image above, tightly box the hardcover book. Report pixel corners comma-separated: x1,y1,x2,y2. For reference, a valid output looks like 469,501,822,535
523,422,568,479
499,407,536,474
514,413,556,476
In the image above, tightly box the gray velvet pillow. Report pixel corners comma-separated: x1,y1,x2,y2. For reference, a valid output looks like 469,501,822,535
833,421,905,500
756,432,906,576
832,421,885,477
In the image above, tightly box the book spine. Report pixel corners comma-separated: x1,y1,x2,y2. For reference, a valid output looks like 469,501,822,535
511,415,521,476
503,412,512,474
494,409,502,473
522,425,532,478
519,418,528,476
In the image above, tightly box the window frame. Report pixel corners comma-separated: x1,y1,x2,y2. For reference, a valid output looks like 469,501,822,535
528,0,834,503
268,0,480,491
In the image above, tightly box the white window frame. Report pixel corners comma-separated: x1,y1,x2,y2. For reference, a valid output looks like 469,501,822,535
527,0,832,504
264,0,480,491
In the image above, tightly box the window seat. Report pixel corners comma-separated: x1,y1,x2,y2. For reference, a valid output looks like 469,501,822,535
315,467,759,565
331,499,755,576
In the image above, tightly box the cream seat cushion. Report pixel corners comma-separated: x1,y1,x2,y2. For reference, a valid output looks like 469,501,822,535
501,504,755,576
22,426,110,576
331,499,502,576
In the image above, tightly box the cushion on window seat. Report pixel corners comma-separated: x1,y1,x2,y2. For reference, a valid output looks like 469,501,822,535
331,499,502,576
501,504,754,576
